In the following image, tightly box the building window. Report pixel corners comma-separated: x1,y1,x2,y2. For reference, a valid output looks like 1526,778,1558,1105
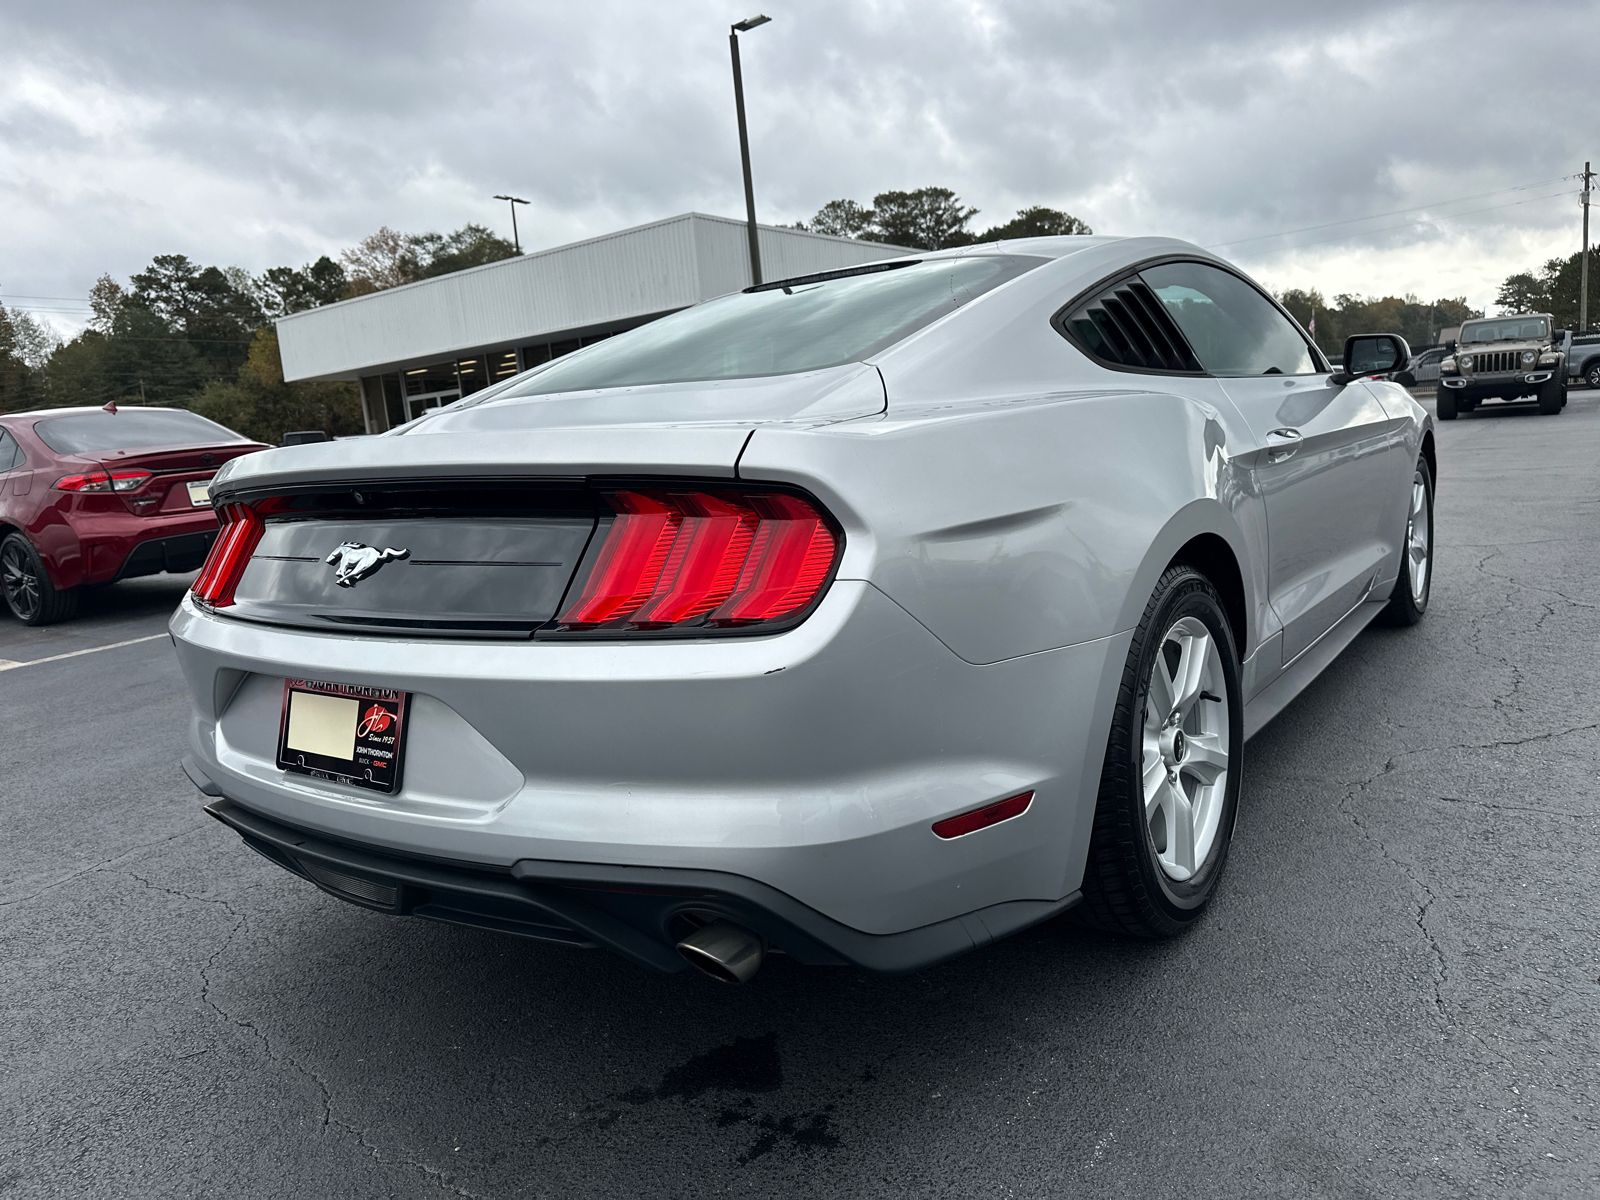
402,361,461,421
520,343,551,368
456,356,489,395
491,351,519,381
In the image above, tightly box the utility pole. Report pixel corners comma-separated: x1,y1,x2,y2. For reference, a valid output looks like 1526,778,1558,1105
1581,163,1593,332
493,195,530,253
729,15,771,286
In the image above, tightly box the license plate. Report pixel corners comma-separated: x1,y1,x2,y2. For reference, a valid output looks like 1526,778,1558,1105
276,679,409,794
187,479,213,506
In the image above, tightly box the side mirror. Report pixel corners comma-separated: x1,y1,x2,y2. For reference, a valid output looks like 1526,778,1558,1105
1332,334,1410,385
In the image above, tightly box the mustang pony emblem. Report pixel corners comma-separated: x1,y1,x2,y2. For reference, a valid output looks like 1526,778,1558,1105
325,541,409,587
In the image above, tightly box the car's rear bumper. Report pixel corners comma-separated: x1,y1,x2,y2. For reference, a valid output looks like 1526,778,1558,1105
113,529,217,580
170,581,1125,944
199,793,1080,974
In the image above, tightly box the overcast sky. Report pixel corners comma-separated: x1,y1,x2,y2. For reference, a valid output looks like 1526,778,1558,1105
3,0,1597,335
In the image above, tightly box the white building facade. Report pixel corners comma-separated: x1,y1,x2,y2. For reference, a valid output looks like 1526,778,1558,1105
274,213,914,432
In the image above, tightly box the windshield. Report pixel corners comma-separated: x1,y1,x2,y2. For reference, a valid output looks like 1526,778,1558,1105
494,256,1045,399
1461,318,1548,343
33,410,249,455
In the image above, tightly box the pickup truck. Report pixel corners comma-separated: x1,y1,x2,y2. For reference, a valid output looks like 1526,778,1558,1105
1565,331,1600,388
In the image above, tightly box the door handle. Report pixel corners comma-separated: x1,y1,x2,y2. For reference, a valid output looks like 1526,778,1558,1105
1265,427,1302,462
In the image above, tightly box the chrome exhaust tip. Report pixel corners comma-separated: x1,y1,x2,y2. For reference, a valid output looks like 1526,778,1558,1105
675,919,765,984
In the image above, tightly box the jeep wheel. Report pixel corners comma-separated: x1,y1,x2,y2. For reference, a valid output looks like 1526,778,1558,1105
1435,385,1458,420
1538,377,1565,415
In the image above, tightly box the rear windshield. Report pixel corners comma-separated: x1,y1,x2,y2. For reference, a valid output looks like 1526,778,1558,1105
1461,317,1548,343
33,410,249,455
494,255,1046,398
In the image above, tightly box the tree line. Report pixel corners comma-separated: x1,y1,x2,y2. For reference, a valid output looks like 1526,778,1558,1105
793,185,1092,250
0,224,519,443
1494,250,1600,331
1276,291,1481,357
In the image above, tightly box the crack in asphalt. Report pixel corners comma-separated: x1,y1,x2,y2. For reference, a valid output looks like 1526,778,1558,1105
0,825,208,908
1433,796,1597,819
124,870,484,1198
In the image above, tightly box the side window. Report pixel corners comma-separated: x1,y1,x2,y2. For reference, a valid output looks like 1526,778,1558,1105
0,430,18,472
1055,275,1202,373
1140,261,1316,377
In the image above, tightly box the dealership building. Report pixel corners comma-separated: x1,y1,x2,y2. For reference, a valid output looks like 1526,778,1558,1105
274,212,914,433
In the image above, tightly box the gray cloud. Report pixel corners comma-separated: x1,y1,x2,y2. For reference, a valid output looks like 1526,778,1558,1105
3,0,1597,331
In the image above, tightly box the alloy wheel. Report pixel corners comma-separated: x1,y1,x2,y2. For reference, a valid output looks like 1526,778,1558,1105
1,541,41,622
1406,473,1431,605
1589,364,1600,389
1141,615,1231,882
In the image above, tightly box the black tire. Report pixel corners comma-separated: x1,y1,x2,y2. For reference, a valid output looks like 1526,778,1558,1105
0,532,79,626
1537,377,1565,415
1382,457,1433,626
1078,565,1244,939
1436,386,1458,420
1586,362,1600,389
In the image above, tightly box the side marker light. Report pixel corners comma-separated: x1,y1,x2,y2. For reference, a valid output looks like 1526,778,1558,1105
932,791,1034,840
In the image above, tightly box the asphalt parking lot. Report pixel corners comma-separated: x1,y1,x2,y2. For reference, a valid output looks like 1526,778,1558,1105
4,392,1598,1199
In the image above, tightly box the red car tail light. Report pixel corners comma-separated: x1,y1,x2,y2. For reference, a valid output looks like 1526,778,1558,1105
109,470,154,492
55,470,113,492
191,504,266,608
558,488,839,634
931,792,1034,840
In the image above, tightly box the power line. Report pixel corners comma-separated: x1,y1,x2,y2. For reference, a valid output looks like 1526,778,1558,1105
1217,189,1580,258
1209,175,1578,249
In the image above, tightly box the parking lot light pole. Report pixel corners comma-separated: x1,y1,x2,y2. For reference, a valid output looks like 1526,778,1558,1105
493,194,530,253
730,15,771,286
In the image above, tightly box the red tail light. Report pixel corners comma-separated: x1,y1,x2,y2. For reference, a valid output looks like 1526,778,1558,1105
191,504,266,608
558,488,839,634
109,470,154,492
55,470,113,492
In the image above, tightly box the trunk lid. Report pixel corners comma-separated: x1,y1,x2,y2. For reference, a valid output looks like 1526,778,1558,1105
74,442,269,516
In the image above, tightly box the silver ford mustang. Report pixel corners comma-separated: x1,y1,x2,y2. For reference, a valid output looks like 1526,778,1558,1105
172,237,1434,983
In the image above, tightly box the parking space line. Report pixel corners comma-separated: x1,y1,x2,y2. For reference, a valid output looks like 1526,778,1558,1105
0,633,169,672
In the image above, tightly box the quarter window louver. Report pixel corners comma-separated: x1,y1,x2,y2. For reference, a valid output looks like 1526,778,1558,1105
1058,278,1202,373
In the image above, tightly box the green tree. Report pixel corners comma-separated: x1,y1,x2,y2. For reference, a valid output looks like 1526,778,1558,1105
863,187,979,250
1277,289,1479,356
977,206,1093,240
257,256,349,318
409,224,519,279
806,199,875,238
1496,271,1550,315
339,224,521,295
802,192,1090,248
189,326,363,445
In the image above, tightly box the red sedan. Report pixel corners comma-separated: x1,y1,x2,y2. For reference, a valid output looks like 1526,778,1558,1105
0,406,268,625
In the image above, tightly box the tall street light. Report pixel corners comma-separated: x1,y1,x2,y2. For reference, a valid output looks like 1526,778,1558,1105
493,194,530,252
729,15,770,286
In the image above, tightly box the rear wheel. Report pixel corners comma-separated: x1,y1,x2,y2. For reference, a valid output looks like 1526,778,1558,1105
1,532,78,626
1586,362,1600,389
1538,377,1565,415
1382,458,1433,626
1078,565,1243,938
1436,386,1458,420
